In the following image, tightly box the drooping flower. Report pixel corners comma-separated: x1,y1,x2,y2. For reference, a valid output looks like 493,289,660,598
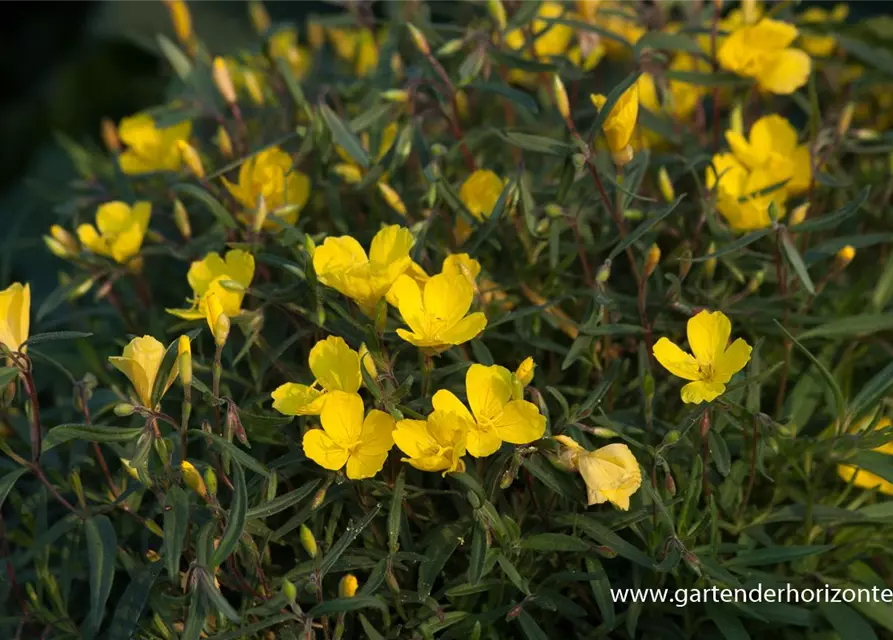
718,19,811,95
109,335,179,408
167,249,255,321
554,435,642,510
301,391,394,479
0,283,30,354
838,416,893,495
706,153,787,231
77,201,150,266
390,272,487,353
221,146,310,226
432,364,546,457
117,113,192,175
590,83,639,166
313,225,414,315
653,310,752,404
725,114,811,196
271,336,362,416
205,293,230,346
394,410,469,474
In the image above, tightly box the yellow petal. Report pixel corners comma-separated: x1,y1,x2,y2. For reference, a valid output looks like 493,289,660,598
652,338,700,381
459,170,504,221
392,275,425,333
368,225,414,269
320,391,365,448
466,364,512,424
393,419,437,459
579,443,642,509
789,144,812,194
750,114,798,156
442,254,481,283
725,131,764,171
309,336,361,394
431,390,474,423
120,335,168,406
205,293,226,341
346,450,389,479
271,383,325,416
110,220,147,264
359,409,395,454
423,273,473,329
493,400,546,445
758,48,811,95
96,202,133,235
680,380,726,404
714,338,752,383
437,313,487,346
303,429,349,471
465,422,502,458
76,224,106,256
0,282,30,353
687,310,731,365
224,249,256,288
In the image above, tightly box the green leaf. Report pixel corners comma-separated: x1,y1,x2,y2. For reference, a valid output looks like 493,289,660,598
517,609,550,640
164,485,189,582
388,469,405,554
468,523,488,585
520,533,590,552
799,315,893,341
580,324,644,337
468,82,539,113
706,603,751,640
319,503,381,578
211,462,247,569
246,479,318,519
418,522,469,599
181,589,206,640
725,545,833,567
85,515,117,632
556,514,653,568
872,250,893,311
780,229,815,295
822,603,878,640
320,104,369,168
584,557,615,629
690,228,772,262
522,456,581,502
0,467,28,512
496,553,530,595
157,34,192,80
195,431,271,477
635,31,706,58
107,560,163,640
775,322,846,422
173,183,237,228
43,425,144,452
790,187,869,233
838,35,893,77
849,452,893,485
496,130,571,155
850,361,893,420
0,367,18,387
198,569,240,622
561,335,592,371
308,596,387,617
206,614,295,640
24,331,92,347
608,195,683,261
708,431,731,477
358,614,387,640
664,69,750,87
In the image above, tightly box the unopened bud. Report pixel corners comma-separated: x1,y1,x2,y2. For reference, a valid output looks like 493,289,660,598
338,574,359,598
704,242,717,280
178,335,192,387
381,89,410,103
644,243,661,279
248,0,271,34
311,484,327,509
657,167,675,203
612,145,634,168
678,247,692,280
665,471,676,496
215,314,231,347
46,225,79,258
488,0,507,30
385,569,400,593
552,74,571,121
789,202,809,226
596,260,612,283
145,520,164,537
730,103,743,136
216,126,233,160
545,203,564,218
535,218,550,234
163,0,194,49
177,141,205,179
407,24,430,56
436,38,465,56
181,460,208,498
747,270,765,293
299,524,318,558
514,357,535,387
378,182,407,217
212,57,237,105
115,403,136,416
253,195,269,233
173,199,192,239
243,70,265,106
836,244,855,268
282,579,297,602
838,101,854,138
101,118,121,153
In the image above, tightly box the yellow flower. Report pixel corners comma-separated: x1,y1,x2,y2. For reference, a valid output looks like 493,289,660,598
118,113,192,175
838,417,893,495
339,574,359,598
505,1,574,60
271,336,362,416
327,27,380,77
334,123,398,184
575,0,644,59
313,225,414,315
653,310,752,404
390,272,487,353
167,249,255,321
666,54,710,120
77,201,151,266
555,436,642,510
109,335,179,408
591,83,639,165
718,19,811,95
394,410,469,474
269,27,312,80
301,391,394,479
706,153,787,231
458,170,506,243
44,225,79,259
385,253,481,307
0,283,30,354
181,460,208,498
205,293,230,346
432,364,545,457
222,147,310,227
725,114,811,195
799,5,848,58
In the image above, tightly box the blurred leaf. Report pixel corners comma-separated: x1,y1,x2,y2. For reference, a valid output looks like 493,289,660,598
246,479,318,519
418,521,469,599
24,331,92,347
790,187,869,233
320,104,369,168
107,560,163,640
706,603,751,640
556,514,653,568
469,82,539,113
821,603,878,640
776,322,846,422
780,229,815,295
173,183,237,228
0,468,28,511
849,361,893,420
85,515,117,632
319,503,381,578
388,469,405,554
725,545,833,567
210,462,247,569
43,425,144,452
164,485,189,582
520,533,589,552
0,367,18,387
609,196,683,261
157,34,192,80
308,596,387,616
799,315,893,340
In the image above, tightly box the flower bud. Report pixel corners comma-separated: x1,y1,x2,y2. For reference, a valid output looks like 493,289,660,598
163,0,194,49
177,141,205,179
248,0,271,34
299,524,318,558
730,103,743,136
359,343,378,378
115,403,136,416
552,74,571,121
436,39,465,57
338,574,359,598
212,57,237,105
407,24,430,56
644,243,661,279
535,218,550,235
704,242,717,280
173,199,192,239
678,246,692,281
243,70,265,106
789,202,809,227
253,195,268,233
488,0,507,30
612,145,634,168
44,225,79,259
665,471,676,496
657,167,674,203
836,244,855,268
596,260,612,284
178,335,192,387
378,182,407,217
311,484,327,509
282,579,297,602
181,460,208,498
215,314,231,348
747,270,764,293
204,466,218,497
381,89,410,103
216,126,233,160
545,203,564,218
101,118,121,154
838,101,854,138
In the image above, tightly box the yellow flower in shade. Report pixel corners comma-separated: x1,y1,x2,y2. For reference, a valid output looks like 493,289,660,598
167,249,255,321
394,410,469,474
554,436,642,510
313,225,414,315
385,253,481,307
718,19,811,95
504,2,574,61
117,113,192,175
653,310,752,405
77,201,151,266
838,417,893,495
222,147,310,227
725,114,811,196
390,272,487,353
180,460,208,498
327,27,380,77
334,123,398,185
0,283,30,354
458,170,506,244
44,225,79,259
798,5,848,58
301,391,394,479
109,336,179,408
575,0,644,59
271,336,362,416
591,83,639,165
706,153,787,231
432,364,546,457
269,27,312,80
339,574,359,598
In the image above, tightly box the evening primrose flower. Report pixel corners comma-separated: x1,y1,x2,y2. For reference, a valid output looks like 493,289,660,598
222,146,310,227
554,435,642,510
167,249,255,321
271,336,362,416
313,225,414,315
653,310,752,404
77,201,150,266
390,272,487,353
432,364,546,457
591,83,639,166
838,417,893,495
109,335,179,408
394,410,469,474
706,153,787,231
302,391,394,480
718,19,811,95
385,253,481,307
725,114,811,195
117,113,192,175
0,283,30,354
458,170,506,243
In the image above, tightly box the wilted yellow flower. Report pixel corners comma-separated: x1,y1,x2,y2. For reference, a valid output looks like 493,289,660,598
576,0,644,59
180,460,208,498
222,147,310,227
109,335,178,408
271,336,362,416
77,201,150,266
653,310,752,404
302,391,394,479
44,225,80,259
799,4,848,58
394,410,469,474
706,153,787,231
432,364,545,457
718,19,811,95
313,225,414,315
554,436,642,510
339,574,359,598
644,244,661,278
591,83,639,166
0,283,30,354
390,272,487,353
838,417,893,495
725,114,811,195
117,114,192,175
167,249,255,322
